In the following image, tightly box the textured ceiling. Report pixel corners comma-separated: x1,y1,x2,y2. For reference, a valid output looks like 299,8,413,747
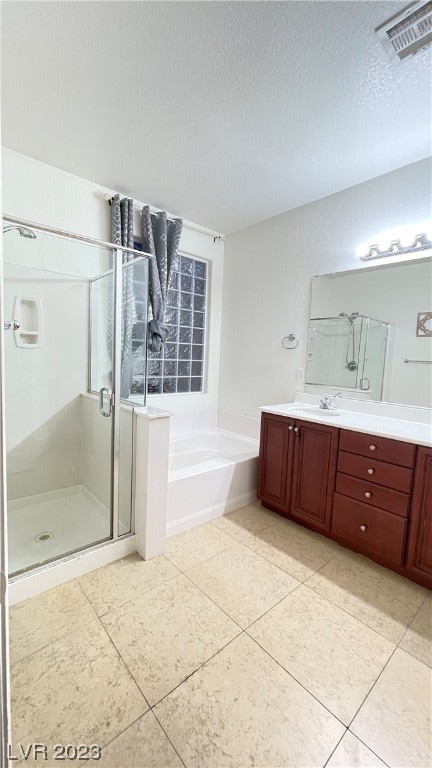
1,1,431,233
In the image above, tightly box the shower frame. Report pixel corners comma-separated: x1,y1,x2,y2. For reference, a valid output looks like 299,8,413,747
306,314,390,396
0,214,152,766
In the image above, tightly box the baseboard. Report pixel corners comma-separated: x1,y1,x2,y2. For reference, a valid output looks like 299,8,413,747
166,491,258,537
9,534,137,605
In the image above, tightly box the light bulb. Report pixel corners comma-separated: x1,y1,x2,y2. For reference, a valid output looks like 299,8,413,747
377,239,393,253
356,242,371,259
398,232,417,249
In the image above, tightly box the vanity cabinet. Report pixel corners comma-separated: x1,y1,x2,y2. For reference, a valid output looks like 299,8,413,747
258,410,432,590
407,447,432,583
257,413,338,531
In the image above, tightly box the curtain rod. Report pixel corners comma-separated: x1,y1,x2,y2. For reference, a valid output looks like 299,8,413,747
106,195,180,223
103,194,224,241
2,214,153,259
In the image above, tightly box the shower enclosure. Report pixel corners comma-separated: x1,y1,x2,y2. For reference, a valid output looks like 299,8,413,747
0,215,151,763
305,314,389,399
2,216,149,577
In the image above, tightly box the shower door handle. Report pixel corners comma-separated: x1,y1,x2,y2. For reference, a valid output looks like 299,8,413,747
99,387,113,417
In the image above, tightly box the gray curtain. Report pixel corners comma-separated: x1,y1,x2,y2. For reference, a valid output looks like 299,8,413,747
142,206,183,353
110,194,136,398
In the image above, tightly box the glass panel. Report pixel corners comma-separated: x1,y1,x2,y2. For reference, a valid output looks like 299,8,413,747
3,228,114,576
119,405,134,535
123,258,148,407
90,271,112,393
305,317,362,389
90,256,148,406
359,319,389,399
305,314,389,396
118,257,148,535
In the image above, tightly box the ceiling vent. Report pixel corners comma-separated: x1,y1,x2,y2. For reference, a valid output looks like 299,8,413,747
376,0,432,61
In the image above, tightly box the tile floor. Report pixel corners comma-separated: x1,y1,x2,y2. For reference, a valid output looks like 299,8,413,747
9,502,432,767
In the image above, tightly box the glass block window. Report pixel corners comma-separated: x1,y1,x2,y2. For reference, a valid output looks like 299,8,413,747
146,254,207,395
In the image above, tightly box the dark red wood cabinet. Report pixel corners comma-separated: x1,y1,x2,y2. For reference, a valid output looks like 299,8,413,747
332,431,415,569
258,411,432,590
407,447,432,586
257,414,294,511
291,420,338,530
257,413,338,532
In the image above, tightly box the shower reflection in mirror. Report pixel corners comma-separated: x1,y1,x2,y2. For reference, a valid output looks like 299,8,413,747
306,313,389,399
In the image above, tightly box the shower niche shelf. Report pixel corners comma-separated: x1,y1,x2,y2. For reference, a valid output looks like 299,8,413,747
13,296,43,348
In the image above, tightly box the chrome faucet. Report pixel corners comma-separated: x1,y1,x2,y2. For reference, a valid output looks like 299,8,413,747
319,393,342,410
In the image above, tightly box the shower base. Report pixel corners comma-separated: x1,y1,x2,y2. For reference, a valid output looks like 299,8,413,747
8,485,111,576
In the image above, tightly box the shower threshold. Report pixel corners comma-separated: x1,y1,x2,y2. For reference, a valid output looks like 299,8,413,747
8,485,112,576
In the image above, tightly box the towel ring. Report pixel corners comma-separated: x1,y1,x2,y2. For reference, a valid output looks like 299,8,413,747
282,334,298,350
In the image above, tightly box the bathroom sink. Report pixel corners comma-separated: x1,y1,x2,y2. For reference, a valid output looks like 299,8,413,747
289,405,341,416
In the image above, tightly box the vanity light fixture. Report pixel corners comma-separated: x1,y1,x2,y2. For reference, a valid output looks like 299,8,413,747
356,228,432,261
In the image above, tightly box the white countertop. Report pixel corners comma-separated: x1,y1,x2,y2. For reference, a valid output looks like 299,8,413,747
260,401,432,448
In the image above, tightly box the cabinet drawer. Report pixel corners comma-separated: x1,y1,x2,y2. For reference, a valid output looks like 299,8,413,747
336,473,409,518
338,451,413,493
332,493,407,565
339,430,416,468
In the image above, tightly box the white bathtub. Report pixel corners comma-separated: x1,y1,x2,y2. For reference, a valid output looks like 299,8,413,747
167,430,259,536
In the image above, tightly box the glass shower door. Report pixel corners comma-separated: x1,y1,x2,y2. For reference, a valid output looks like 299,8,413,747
90,256,148,538
119,258,147,536
3,232,116,575
88,266,117,539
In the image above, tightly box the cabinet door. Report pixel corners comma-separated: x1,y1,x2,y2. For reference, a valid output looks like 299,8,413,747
291,420,339,531
258,413,294,511
407,447,432,586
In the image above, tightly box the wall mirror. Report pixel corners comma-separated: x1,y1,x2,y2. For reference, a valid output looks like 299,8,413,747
306,256,432,409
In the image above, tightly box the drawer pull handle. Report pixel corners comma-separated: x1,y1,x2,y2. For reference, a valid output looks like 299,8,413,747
288,426,294,431
369,445,376,451
367,468,374,475
364,492,371,498
360,524,367,532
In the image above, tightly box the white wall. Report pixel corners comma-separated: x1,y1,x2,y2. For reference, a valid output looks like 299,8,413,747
2,149,224,429
218,157,432,430
3,264,87,499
